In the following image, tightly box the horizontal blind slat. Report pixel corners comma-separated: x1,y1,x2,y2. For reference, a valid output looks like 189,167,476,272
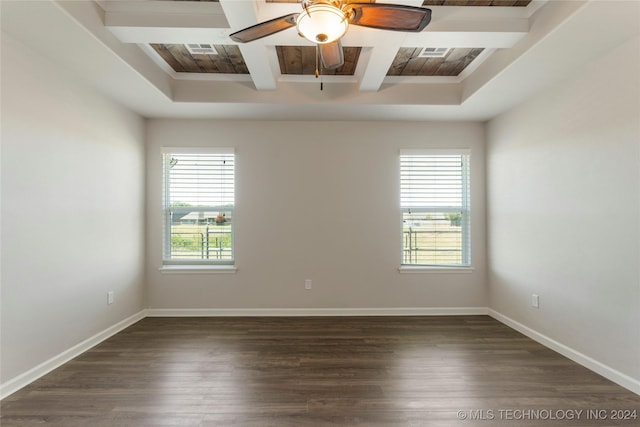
165,152,235,207
400,154,465,208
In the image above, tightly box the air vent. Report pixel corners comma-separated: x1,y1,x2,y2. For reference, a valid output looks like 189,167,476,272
420,47,450,58
185,44,217,55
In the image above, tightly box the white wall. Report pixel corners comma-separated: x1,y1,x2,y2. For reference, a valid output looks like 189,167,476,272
0,35,146,384
486,35,640,385
146,120,486,311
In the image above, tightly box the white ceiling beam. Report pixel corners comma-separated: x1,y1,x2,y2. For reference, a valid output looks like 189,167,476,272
218,0,278,90
342,25,525,49
104,1,229,33
107,28,231,45
105,4,528,47
254,2,300,21
105,0,231,44
235,43,282,91
105,25,526,49
356,31,408,92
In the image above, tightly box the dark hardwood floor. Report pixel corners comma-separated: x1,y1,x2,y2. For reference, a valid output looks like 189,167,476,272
2,316,639,426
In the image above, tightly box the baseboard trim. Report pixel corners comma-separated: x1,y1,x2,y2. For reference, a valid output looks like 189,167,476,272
146,307,490,317
0,310,146,400
488,309,640,395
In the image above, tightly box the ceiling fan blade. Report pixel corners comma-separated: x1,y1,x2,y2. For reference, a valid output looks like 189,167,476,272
230,13,298,43
346,4,431,32
319,40,344,70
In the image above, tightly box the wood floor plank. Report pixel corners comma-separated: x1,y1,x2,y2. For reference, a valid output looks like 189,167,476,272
2,316,639,426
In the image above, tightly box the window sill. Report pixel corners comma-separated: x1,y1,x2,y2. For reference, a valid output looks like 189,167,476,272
398,266,474,274
159,265,237,275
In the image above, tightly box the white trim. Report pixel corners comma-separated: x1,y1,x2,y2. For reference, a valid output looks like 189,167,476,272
158,265,237,274
278,74,359,84
160,147,234,155
0,310,146,400
174,73,253,82
400,148,471,156
398,266,475,274
383,75,461,85
488,309,640,396
146,307,489,317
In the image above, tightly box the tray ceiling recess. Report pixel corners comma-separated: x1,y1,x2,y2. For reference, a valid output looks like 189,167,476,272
4,0,636,121
138,0,535,89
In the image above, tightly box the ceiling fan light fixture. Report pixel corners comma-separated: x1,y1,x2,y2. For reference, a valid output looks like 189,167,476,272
296,4,348,44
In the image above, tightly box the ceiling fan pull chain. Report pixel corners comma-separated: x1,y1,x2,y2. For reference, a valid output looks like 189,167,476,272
315,44,319,79
314,43,323,91
319,52,323,91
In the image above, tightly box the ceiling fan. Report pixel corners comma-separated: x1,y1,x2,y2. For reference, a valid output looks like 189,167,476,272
229,0,432,71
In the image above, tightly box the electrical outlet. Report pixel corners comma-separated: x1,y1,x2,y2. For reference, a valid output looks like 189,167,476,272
107,291,114,305
305,279,312,290
531,294,539,308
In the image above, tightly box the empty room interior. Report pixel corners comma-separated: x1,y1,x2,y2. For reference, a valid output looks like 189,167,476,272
1,0,639,425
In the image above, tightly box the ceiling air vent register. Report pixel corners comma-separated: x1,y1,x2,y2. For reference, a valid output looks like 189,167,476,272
420,47,450,58
185,44,217,55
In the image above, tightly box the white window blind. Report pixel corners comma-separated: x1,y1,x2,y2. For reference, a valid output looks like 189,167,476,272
400,150,470,266
162,149,234,265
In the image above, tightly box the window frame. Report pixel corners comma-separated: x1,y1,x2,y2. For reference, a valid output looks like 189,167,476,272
400,149,471,268
161,147,235,268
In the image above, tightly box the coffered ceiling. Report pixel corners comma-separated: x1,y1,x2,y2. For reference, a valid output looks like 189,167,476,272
2,1,638,120
148,0,529,78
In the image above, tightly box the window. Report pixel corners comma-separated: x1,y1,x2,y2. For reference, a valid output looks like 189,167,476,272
400,149,470,267
162,148,234,265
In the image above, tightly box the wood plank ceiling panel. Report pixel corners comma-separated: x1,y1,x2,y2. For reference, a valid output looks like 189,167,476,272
151,44,249,74
387,47,484,76
276,46,361,75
